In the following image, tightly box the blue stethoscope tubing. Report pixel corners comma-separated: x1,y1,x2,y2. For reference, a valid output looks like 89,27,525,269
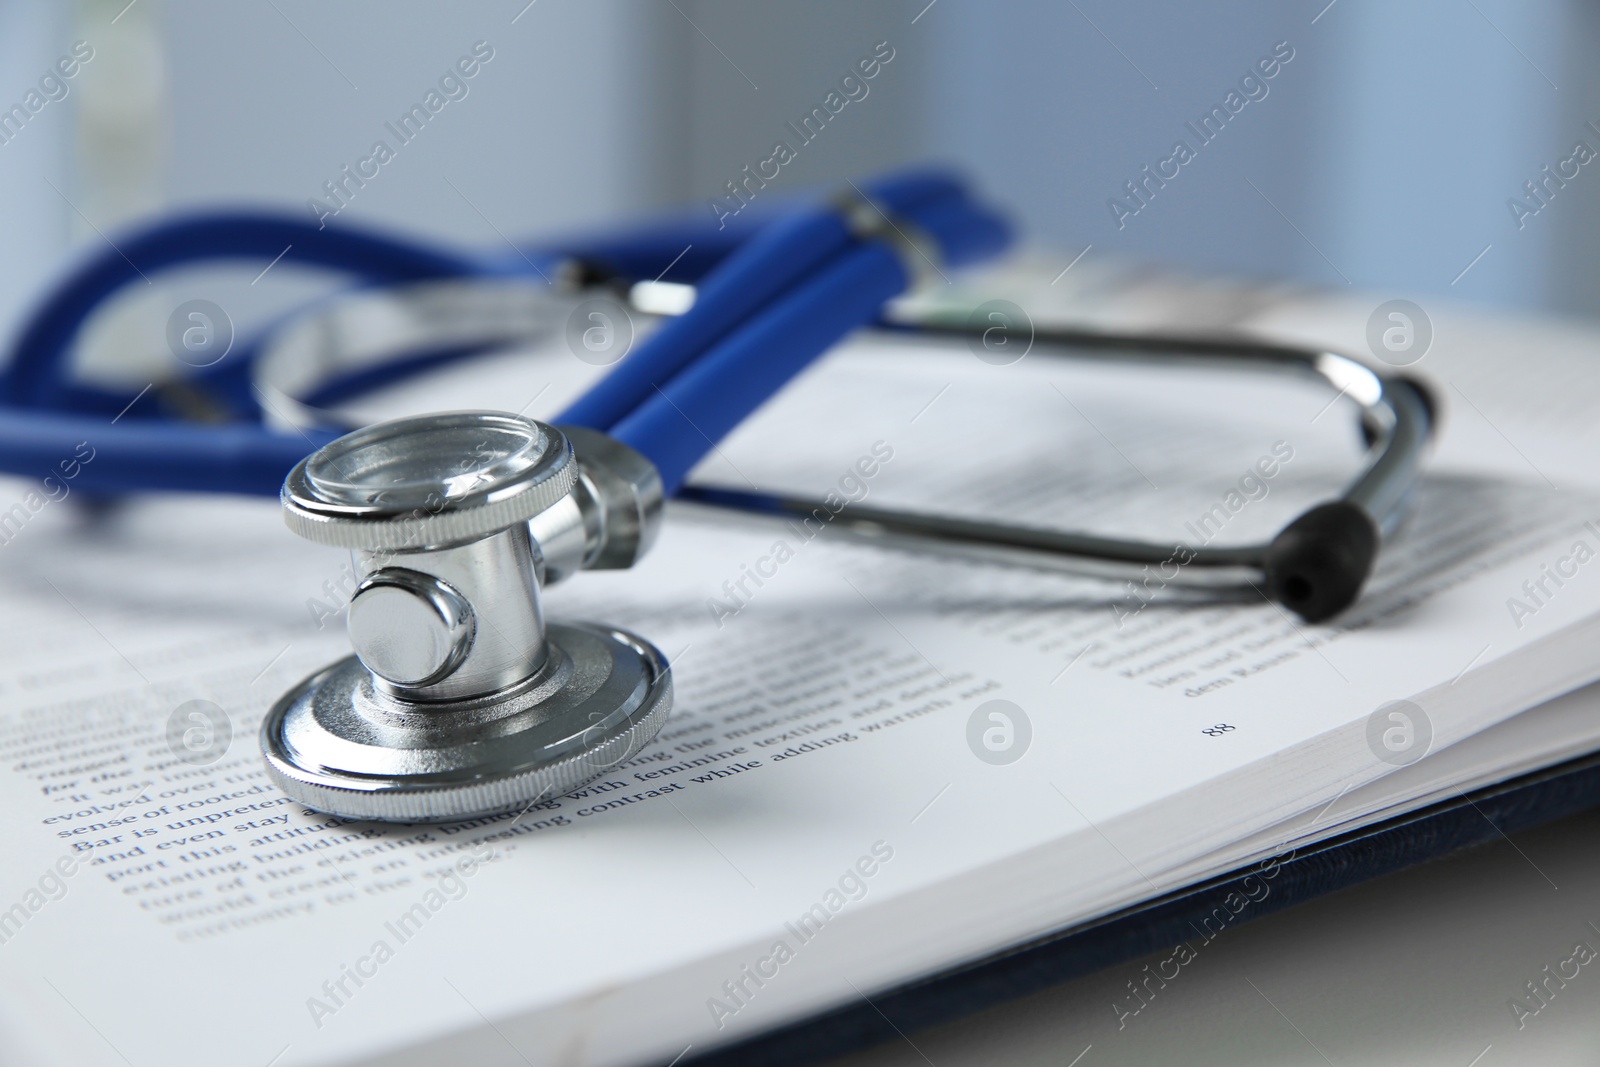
0,167,1010,498
579,188,1008,493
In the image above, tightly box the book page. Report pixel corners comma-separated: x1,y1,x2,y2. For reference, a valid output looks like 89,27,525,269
0,319,1596,1067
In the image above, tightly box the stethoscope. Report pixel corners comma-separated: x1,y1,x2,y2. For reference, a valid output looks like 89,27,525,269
0,166,1434,823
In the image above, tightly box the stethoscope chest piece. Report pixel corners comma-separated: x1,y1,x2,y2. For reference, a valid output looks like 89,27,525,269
259,411,672,823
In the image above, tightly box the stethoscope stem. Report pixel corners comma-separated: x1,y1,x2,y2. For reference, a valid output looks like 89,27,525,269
558,175,1007,481
608,240,910,495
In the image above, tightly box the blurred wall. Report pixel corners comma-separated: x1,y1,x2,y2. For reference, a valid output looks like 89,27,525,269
163,0,685,240
1551,0,1600,316
919,0,1314,280
1306,0,1565,310
5,0,1600,351
671,0,1587,314
0,2,71,336
668,2,927,211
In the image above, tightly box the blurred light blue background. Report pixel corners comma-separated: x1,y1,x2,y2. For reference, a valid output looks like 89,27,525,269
2,0,1594,342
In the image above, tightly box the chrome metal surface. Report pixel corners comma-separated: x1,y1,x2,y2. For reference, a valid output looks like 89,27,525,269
525,426,665,585
830,189,942,289
267,412,672,822
563,425,665,569
679,323,1436,593
354,526,546,702
346,568,475,688
677,489,1263,589
252,275,578,435
260,622,673,823
524,494,593,587
283,414,578,702
283,411,577,551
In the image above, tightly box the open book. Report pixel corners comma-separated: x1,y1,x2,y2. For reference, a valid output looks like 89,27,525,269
0,257,1596,1066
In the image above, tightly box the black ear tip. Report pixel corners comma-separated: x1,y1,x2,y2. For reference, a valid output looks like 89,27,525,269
1263,501,1380,623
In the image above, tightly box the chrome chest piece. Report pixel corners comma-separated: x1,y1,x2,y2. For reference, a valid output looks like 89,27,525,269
259,411,671,823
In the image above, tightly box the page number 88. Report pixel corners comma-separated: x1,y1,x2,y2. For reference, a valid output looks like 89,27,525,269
1201,723,1235,737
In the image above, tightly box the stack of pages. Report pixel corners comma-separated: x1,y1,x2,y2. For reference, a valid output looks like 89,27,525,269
0,255,1596,1066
